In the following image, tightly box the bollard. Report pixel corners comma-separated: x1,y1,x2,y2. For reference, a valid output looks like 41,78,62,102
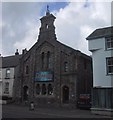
29,101,34,110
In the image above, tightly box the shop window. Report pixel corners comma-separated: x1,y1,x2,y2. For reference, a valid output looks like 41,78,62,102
36,84,40,95
93,88,113,109
42,84,46,95
93,89,100,108
6,68,10,78
64,62,68,72
4,82,9,94
105,89,112,108
48,84,53,95
111,89,113,109
106,57,113,75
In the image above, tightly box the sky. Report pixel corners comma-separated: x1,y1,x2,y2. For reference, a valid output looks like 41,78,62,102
1,0,113,56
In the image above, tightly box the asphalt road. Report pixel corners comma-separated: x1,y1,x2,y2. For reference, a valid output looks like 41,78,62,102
1,104,112,119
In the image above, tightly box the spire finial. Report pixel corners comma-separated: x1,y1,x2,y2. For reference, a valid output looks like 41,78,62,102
15,49,19,55
46,5,50,16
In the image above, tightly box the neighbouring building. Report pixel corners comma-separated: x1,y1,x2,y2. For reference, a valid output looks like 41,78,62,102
0,50,21,103
0,57,2,98
14,9,93,108
87,26,113,116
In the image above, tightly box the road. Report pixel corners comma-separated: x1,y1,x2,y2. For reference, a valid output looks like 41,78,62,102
1,104,112,119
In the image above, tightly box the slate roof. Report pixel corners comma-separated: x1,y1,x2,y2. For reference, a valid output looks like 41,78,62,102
86,26,113,40
1,55,22,68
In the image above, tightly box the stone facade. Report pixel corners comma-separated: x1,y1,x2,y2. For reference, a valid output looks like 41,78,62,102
14,11,92,108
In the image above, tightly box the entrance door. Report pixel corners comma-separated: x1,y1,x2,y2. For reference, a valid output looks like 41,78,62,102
62,86,69,103
23,86,28,101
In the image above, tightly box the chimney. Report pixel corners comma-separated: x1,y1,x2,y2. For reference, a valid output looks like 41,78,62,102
22,48,27,55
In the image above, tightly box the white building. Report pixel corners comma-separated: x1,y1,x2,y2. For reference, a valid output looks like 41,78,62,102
0,50,21,103
1,67,15,98
87,26,113,116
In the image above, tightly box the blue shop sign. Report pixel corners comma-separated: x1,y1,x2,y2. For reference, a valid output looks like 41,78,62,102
35,71,53,81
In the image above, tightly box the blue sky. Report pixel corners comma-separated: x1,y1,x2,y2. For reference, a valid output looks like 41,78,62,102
1,1,112,56
40,2,69,16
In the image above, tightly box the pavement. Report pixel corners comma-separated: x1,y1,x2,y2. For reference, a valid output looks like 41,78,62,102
1,104,112,119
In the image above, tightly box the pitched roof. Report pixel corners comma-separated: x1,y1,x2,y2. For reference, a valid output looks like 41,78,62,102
1,55,22,68
86,26,113,40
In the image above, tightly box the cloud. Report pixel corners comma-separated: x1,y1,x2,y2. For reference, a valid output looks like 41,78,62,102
2,2,44,56
1,1,112,56
14,20,40,52
54,2,111,55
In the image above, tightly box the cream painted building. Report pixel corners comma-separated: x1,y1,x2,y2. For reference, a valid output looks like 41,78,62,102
87,26,113,116
0,51,21,103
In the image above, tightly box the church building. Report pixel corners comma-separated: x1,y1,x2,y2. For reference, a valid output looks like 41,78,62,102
14,8,93,108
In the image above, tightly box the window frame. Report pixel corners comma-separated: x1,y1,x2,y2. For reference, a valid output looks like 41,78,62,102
42,84,47,95
5,68,10,78
48,84,53,95
105,37,113,50
64,62,68,72
25,65,29,74
4,82,9,94
36,84,41,95
106,57,113,75
41,52,44,69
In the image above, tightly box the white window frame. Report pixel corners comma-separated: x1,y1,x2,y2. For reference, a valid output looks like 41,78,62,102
6,68,10,78
106,57,113,75
106,37,113,50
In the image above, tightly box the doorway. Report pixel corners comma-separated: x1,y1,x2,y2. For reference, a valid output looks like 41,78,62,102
62,86,69,103
23,86,28,101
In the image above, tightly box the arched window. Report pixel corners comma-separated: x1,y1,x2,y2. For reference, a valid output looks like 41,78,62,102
36,84,40,95
26,65,29,74
41,52,44,69
45,24,49,29
48,84,53,95
42,84,46,95
64,62,68,72
47,51,51,69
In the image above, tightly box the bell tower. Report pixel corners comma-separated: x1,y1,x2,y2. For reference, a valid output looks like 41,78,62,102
38,5,57,42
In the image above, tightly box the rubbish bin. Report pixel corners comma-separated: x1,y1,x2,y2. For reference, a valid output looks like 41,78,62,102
29,101,34,110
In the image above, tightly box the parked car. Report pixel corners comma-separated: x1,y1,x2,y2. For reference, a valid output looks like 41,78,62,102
77,94,91,109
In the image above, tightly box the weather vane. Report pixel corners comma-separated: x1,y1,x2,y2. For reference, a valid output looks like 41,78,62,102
47,5,49,11
46,5,50,15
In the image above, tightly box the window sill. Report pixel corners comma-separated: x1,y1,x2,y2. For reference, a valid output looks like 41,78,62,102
105,48,113,51
4,92,9,94
5,77,10,79
106,73,113,76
